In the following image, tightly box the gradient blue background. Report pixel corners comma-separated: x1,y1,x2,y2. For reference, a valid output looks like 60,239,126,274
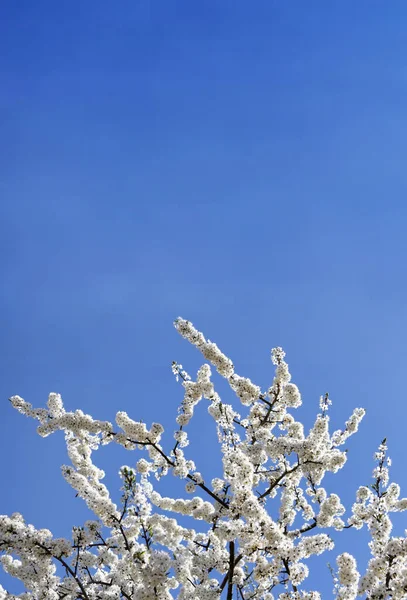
1,1,407,596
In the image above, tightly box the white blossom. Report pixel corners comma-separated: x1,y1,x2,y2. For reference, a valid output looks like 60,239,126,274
2,318,406,599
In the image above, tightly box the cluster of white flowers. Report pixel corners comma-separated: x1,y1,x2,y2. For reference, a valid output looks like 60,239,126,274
334,552,360,600
2,319,407,599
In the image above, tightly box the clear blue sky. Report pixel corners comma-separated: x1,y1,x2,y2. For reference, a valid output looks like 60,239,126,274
1,1,407,596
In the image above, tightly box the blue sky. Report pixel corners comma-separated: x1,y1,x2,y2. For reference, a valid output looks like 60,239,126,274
1,0,407,596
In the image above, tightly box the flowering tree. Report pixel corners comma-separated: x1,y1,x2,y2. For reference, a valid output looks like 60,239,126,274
1,318,407,600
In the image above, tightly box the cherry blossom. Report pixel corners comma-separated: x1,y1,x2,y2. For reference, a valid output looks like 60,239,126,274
1,319,406,599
